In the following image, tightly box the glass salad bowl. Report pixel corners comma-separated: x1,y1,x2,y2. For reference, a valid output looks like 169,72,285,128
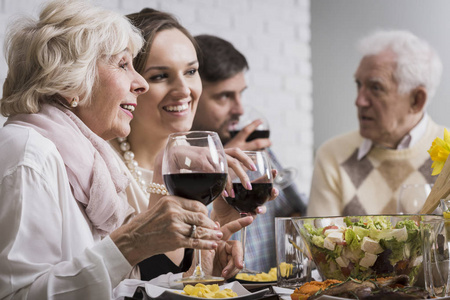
292,215,442,285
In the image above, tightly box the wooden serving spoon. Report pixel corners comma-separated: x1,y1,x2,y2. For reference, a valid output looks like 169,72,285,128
420,158,450,214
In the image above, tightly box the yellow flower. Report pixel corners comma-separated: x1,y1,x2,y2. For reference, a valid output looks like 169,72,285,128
428,128,450,175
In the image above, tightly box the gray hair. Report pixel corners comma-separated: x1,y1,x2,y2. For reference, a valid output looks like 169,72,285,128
357,30,442,101
1,0,144,117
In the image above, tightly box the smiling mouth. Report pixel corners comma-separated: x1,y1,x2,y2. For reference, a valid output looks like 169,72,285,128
120,104,135,113
163,102,190,112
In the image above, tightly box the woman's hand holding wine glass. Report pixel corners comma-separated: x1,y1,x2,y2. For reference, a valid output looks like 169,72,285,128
166,145,257,197
152,136,277,219
211,147,279,226
163,131,231,284
224,150,273,274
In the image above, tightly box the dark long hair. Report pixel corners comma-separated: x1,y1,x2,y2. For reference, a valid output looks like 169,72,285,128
126,8,199,75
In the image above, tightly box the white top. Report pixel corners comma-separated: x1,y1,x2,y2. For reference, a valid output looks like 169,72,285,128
0,124,133,299
109,145,153,215
109,146,185,290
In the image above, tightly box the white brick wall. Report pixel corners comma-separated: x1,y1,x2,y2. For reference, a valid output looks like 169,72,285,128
0,0,313,195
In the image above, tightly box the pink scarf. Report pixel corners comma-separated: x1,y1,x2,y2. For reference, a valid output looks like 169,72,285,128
6,104,132,236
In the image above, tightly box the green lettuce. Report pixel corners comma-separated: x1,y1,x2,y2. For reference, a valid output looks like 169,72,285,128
311,235,324,248
365,216,392,230
304,223,322,236
345,228,361,251
353,226,370,239
379,237,405,264
344,216,367,228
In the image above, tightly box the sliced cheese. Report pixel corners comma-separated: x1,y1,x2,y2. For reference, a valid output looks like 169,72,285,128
361,236,383,254
359,252,378,268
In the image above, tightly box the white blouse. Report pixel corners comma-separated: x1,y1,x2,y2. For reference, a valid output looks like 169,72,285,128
0,124,132,299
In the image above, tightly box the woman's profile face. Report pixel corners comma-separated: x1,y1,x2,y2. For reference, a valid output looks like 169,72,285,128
131,28,202,139
74,50,148,140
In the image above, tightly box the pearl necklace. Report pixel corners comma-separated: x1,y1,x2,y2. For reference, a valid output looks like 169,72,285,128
117,137,168,196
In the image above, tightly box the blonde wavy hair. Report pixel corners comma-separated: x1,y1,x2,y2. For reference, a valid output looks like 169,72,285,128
0,0,144,117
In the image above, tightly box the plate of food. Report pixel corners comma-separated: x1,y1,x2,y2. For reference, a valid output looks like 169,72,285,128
289,275,433,300
143,281,270,299
229,268,277,289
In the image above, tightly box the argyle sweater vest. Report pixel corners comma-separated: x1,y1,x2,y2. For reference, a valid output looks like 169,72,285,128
307,118,446,217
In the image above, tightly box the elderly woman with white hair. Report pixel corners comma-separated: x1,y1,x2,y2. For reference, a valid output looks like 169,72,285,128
307,29,445,217
0,0,253,298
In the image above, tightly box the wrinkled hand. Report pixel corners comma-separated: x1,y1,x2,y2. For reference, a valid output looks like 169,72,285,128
111,196,223,266
184,216,253,279
225,120,271,151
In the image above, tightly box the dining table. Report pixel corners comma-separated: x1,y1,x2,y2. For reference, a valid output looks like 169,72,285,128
115,269,323,300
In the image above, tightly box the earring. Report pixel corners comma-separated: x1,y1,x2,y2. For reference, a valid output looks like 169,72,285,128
70,97,78,108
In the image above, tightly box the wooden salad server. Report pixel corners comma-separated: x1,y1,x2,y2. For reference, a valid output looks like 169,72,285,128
420,157,450,214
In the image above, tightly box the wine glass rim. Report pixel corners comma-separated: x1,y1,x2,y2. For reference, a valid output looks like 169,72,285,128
168,131,219,140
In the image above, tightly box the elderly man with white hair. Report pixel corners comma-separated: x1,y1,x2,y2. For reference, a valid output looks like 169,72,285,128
307,30,445,217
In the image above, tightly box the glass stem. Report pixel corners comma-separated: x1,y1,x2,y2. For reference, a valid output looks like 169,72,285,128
194,249,204,277
240,213,248,269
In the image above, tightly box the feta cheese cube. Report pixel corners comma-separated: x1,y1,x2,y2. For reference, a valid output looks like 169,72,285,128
324,237,336,251
342,247,362,263
390,227,408,242
326,231,344,243
336,256,350,268
324,228,343,236
324,231,344,251
377,227,408,242
361,237,383,254
359,252,378,268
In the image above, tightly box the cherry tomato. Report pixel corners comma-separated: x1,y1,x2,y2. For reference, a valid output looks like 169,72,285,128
322,225,338,234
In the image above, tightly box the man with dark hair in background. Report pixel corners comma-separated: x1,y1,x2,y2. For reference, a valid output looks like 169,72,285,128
192,34,307,272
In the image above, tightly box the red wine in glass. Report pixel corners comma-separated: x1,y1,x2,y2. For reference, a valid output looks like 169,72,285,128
164,173,227,206
225,182,272,213
229,129,270,142
162,131,228,284
225,150,273,274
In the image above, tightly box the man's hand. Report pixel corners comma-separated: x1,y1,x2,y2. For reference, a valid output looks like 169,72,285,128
225,120,271,150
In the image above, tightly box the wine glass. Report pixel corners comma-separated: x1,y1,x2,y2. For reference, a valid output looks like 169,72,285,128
228,105,297,189
229,105,271,141
224,150,273,274
397,183,433,214
162,131,228,284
